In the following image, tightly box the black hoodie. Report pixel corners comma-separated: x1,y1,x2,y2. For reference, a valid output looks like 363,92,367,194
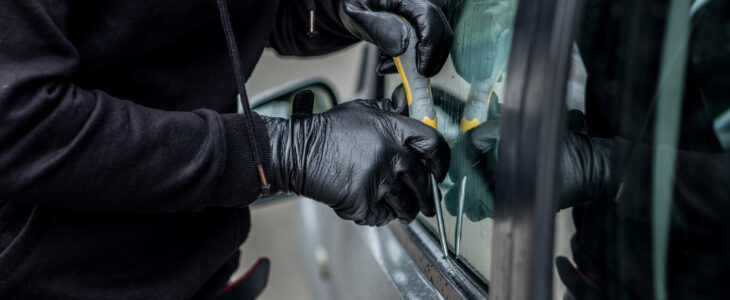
0,0,355,298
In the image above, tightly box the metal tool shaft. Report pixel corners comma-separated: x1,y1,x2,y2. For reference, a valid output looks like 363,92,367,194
455,176,467,257
393,21,449,259
431,175,449,258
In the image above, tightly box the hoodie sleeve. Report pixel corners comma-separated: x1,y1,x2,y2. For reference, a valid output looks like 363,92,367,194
0,0,270,213
270,0,359,56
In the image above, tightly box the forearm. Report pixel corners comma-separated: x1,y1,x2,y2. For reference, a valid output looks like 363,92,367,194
0,80,270,213
0,0,270,213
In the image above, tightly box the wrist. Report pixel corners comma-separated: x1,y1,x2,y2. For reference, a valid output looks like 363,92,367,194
262,116,288,194
214,112,273,206
559,132,612,209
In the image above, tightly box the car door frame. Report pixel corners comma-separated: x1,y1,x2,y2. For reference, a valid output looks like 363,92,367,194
490,0,579,298
362,0,582,298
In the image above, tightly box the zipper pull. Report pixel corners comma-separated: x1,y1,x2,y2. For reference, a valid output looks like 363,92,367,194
307,9,319,38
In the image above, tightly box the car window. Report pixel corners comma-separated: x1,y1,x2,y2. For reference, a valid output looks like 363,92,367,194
386,0,519,281
553,0,730,299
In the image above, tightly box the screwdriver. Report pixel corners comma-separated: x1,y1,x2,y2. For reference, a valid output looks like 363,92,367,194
392,21,449,259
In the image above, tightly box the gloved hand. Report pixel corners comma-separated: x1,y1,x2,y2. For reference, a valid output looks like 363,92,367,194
263,91,450,226
443,116,612,222
559,131,612,210
338,0,453,77
444,119,499,221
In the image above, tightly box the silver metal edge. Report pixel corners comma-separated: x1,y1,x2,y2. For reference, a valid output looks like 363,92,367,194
490,0,579,298
358,225,445,300
431,175,450,258
455,176,467,257
390,220,490,299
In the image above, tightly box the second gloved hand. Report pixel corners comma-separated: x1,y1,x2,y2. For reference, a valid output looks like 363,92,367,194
263,93,450,226
443,116,612,222
338,0,452,77
445,119,499,222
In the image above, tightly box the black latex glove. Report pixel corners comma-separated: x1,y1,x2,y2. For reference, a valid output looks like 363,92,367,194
339,0,453,77
263,92,450,226
442,116,611,222
444,119,499,221
559,131,612,210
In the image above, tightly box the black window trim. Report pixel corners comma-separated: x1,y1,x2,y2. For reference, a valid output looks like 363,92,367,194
491,0,580,299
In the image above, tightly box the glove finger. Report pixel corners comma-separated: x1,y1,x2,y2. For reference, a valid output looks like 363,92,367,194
470,119,500,154
342,6,410,57
382,178,420,223
360,202,396,226
393,151,435,217
377,55,398,74
359,85,408,115
333,196,368,222
373,205,396,226
389,84,409,116
331,192,384,225
359,98,405,115
396,118,451,182
337,196,394,226
398,0,453,77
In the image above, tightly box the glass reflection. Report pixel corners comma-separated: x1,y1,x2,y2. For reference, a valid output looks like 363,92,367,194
552,0,730,299
443,0,516,224
451,0,514,132
402,0,518,280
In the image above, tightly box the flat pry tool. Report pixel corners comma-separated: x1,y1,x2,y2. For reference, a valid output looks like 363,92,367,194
393,21,449,259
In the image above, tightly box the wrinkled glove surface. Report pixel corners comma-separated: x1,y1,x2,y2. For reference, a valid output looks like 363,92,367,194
339,0,452,77
559,131,612,210
263,93,450,226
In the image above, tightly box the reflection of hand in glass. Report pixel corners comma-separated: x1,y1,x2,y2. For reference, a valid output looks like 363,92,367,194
450,0,515,132
445,119,499,221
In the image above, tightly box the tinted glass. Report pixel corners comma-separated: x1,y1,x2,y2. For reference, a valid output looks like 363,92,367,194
553,0,730,299
387,0,519,281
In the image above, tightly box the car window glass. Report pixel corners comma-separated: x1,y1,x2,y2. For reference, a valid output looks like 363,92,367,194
387,0,519,281
553,0,730,299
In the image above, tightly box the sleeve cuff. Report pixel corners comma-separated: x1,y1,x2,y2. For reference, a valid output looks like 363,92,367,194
212,112,271,207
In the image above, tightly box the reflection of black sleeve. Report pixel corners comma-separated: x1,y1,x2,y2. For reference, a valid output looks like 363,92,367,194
270,0,359,56
558,132,612,210
690,0,730,136
637,139,730,299
611,138,730,229
571,137,730,300
0,0,270,213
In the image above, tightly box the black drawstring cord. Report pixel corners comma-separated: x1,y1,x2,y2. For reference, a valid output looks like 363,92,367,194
215,0,270,192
